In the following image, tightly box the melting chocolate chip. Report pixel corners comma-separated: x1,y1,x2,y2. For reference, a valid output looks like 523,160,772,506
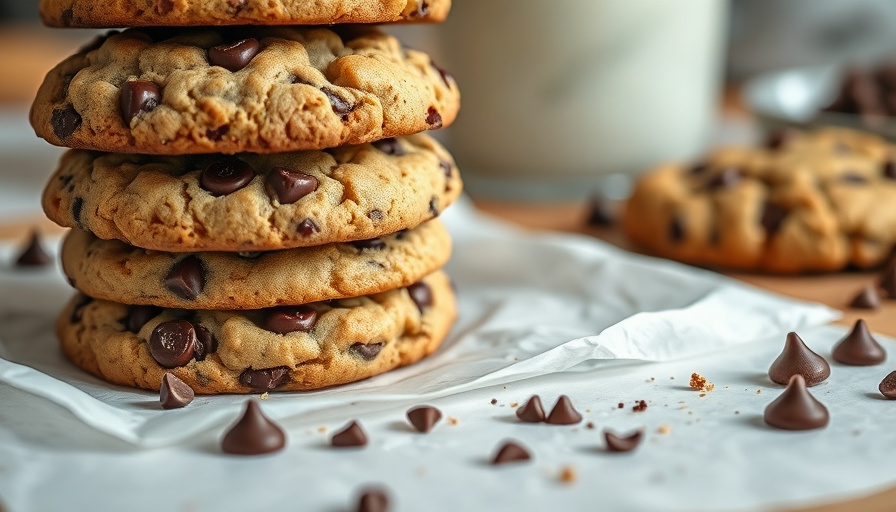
850,285,881,310
298,219,320,237
768,332,831,386
407,282,433,312
764,374,830,431
160,373,194,409
492,441,531,465
52,104,81,139
70,294,93,323
164,256,205,300
761,202,788,236
71,197,84,228
208,38,260,72
604,430,643,453
832,319,886,366
350,343,383,361
546,395,582,425
193,324,216,360
879,371,896,398
126,305,162,333
372,138,405,156
15,230,51,267
356,489,389,512
430,58,453,88
406,406,442,433
201,159,255,197
322,87,354,116
265,167,318,204
425,106,443,128
883,160,896,180
120,80,161,125
669,216,685,243
331,420,368,447
221,400,287,455
149,320,197,368
352,238,387,251
515,395,545,423
706,167,742,189
585,194,615,227
260,306,318,334
239,367,291,392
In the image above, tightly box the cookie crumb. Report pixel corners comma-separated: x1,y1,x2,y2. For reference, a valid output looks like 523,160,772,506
585,422,595,430
448,417,458,426
260,392,270,400
756,389,762,395
510,402,519,408
559,466,577,484
699,393,706,398
657,425,672,435
689,373,714,392
317,426,326,433
633,400,648,413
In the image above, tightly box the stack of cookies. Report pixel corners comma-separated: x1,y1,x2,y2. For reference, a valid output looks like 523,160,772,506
30,0,461,394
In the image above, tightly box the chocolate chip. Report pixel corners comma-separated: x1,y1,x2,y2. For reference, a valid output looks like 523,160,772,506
356,489,389,512
406,282,433,312
372,138,405,156
768,332,831,386
425,106,443,128
585,195,615,227
15,230,51,267
832,319,886,366
70,294,93,323
201,159,255,196
545,395,582,425
164,256,205,300
322,87,354,117
515,395,545,423
850,285,881,310
440,160,453,178
669,216,685,243
764,375,829,431
227,0,248,12
193,323,216,360
413,1,430,16
883,160,896,180
879,371,896,398
265,167,318,204
298,219,320,237
60,7,74,26
52,105,81,139
706,167,742,189
156,0,174,15
208,38,260,72
604,430,643,453
221,400,287,455
406,406,442,433
126,305,162,333
350,342,383,361
331,420,368,447
206,126,229,141
260,306,318,334
119,80,161,125
160,373,194,409
352,238,387,251
429,197,439,217
761,201,788,236
492,441,531,465
430,59,453,88
149,320,197,368
71,197,84,228
239,367,291,392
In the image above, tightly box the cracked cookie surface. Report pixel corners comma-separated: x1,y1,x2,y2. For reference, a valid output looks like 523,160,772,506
43,134,461,251
623,128,896,273
41,0,450,27
31,27,459,154
58,271,455,394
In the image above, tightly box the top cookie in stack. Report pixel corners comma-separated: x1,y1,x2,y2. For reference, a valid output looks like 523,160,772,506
31,0,462,394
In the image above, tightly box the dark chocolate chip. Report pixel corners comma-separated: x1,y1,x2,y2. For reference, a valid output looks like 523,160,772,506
429,197,439,217
331,420,368,447
425,106,443,128
298,219,320,237
406,406,442,433
585,195,615,227
492,441,531,465
322,87,354,116
239,367,291,391
206,125,229,141
356,489,389,512
120,80,161,125
764,375,829,431
164,256,205,300
832,319,886,366
160,373,194,409
850,285,881,310
201,159,255,197
208,38,260,72
515,395,545,423
60,8,74,26
545,395,582,425
768,332,831,386
440,160,453,178
604,430,643,453
352,238,387,251
407,282,433,312
265,167,318,204
52,105,81,139
350,342,383,361
372,138,405,156
221,400,287,455
879,371,896,398
70,294,93,323
412,1,430,16
71,197,84,228
149,320,197,368
193,323,216,360
669,216,685,243
126,305,162,333
761,201,788,236
883,160,896,180
706,167,742,189
15,230,51,267
430,58,453,88
260,306,318,334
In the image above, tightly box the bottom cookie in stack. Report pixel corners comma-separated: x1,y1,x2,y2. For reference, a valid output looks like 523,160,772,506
58,271,455,394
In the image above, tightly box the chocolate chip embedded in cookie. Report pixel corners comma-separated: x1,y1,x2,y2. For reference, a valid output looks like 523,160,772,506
31,27,460,155
43,134,461,252
41,0,451,28
56,271,456,394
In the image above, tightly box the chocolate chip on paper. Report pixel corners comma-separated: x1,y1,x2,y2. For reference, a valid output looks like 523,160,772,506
221,400,286,455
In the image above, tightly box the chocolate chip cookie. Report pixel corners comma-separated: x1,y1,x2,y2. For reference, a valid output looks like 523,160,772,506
31,27,459,155
62,219,450,310
57,271,455,394
41,0,450,27
43,134,460,252
623,128,896,273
